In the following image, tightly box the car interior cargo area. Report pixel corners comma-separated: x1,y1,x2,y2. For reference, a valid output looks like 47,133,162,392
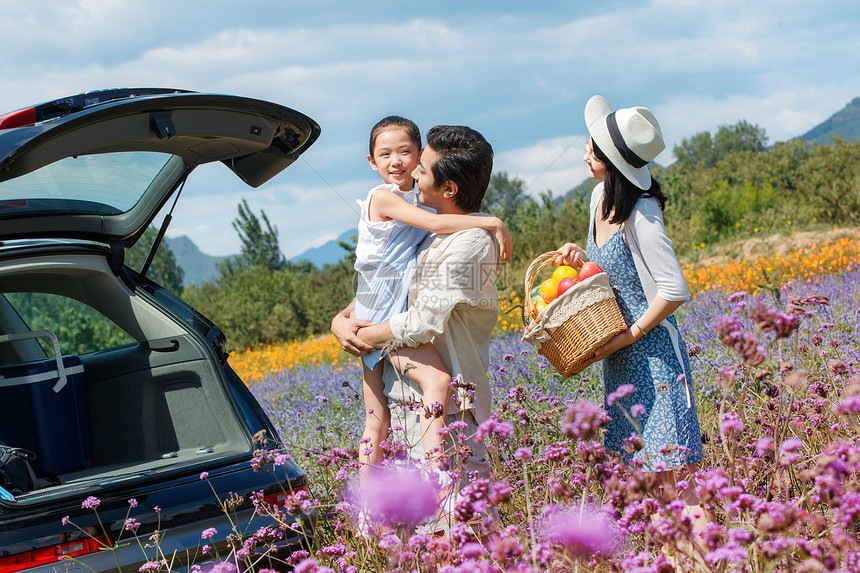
0,253,250,501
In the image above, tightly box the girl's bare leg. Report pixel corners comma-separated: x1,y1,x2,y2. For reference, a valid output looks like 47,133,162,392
655,462,709,530
387,342,452,467
359,363,391,486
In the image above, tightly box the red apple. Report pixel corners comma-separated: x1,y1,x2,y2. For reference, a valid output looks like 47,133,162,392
577,261,603,281
556,276,578,297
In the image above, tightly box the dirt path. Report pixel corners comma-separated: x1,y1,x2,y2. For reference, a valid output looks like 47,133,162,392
690,226,860,267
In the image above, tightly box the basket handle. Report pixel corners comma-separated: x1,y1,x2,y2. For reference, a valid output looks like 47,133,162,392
523,251,564,320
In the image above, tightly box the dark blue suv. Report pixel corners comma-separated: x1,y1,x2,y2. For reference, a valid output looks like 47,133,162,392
0,89,320,572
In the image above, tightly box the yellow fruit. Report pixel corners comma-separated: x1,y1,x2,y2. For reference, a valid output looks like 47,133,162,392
539,277,560,303
533,300,547,317
552,265,578,281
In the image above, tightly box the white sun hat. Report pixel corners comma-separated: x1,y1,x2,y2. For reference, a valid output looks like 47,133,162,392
584,95,665,190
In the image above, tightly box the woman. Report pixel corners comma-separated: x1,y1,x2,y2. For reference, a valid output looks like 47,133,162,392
555,95,706,526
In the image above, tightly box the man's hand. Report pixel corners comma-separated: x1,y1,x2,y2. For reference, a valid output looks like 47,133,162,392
331,302,375,356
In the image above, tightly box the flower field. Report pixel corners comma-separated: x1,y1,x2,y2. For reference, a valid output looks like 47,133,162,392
231,233,860,382
230,334,353,382
233,235,860,571
58,235,860,572
682,232,860,299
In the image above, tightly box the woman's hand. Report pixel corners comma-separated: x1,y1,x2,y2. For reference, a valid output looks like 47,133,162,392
553,243,588,267
579,324,644,366
491,217,513,262
331,302,375,356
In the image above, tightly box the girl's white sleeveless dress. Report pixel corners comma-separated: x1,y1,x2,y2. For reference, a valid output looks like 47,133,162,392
354,183,433,369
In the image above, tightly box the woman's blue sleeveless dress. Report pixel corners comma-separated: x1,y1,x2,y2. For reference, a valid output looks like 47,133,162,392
587,228,703,470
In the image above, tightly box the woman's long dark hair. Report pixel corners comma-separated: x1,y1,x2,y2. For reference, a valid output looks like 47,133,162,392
593,139,667,224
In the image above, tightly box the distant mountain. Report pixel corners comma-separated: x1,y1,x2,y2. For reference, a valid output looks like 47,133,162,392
165,235,229,286
800,97,860,145
167,229,357,286
288,228,356,267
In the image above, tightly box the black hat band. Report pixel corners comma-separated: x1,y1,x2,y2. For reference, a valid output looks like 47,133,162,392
606,112,648,169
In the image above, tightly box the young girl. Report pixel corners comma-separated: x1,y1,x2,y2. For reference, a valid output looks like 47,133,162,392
353,116,511,481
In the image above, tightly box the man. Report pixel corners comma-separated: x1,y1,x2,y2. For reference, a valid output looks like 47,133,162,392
331,124,499,489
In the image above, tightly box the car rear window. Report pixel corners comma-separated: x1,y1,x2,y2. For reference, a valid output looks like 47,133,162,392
4,292,135,355
0,151,181,215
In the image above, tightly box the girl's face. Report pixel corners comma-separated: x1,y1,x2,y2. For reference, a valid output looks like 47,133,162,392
584,137,606,181
367,127,420,191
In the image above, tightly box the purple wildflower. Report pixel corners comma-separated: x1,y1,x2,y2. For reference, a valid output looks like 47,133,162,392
540,504,619,559
606,384,636,406
834,394,860,415
377,533,401,551
81,496,101,509
779,437,803,465
720,412,744,435
461,542,485,557
128,498,138,508
294,560,319,573
705,542,747,565
755,437,774,457
514,447,533,460
350,468,439,528
199,471,209,480
728,291,748,302
561,400,610,441
208,563,238,573
201,527,217,540
715,315,767,365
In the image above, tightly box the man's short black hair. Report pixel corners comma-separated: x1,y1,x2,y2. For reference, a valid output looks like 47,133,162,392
426,125,493,213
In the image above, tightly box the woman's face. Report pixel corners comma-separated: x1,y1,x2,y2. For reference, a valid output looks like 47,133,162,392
584,137,606,181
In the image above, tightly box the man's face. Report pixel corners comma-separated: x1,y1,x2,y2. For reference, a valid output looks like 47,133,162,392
412,145,447,210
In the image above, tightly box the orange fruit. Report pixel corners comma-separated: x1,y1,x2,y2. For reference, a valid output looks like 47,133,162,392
539,277,560,303
533,300,548,317
552,265,578,281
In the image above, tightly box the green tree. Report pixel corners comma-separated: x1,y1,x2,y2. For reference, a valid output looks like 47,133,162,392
674,120,768,169
483,172,527,229
5,293,134,355
228,198,285,271
796,136,860,223
125,226,185,293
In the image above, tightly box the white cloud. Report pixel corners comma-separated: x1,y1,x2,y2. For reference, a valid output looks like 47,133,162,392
4,0,860,256
495,135,592,197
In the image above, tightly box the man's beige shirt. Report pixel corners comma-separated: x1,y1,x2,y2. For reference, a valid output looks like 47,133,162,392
386,225,499,424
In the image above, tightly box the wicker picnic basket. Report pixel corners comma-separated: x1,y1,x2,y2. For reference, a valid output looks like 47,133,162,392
521,252,628,377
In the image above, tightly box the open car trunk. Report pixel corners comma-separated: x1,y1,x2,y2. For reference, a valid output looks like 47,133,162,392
0,250,249,501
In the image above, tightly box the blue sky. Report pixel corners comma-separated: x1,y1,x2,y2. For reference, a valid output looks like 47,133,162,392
2,0,859,257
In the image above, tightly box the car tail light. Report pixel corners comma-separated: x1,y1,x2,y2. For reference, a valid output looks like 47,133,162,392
0,107,35,130
0,535,113,573
263,484,309,508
